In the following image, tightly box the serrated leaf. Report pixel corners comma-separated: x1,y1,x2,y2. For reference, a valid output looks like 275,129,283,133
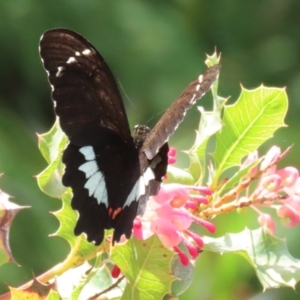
71,254,108,300
37,120,68,197
111,236,176,300
54,259,120,300
37,156,67,198
38,119,67,164
10,277,56,299
53,190,102,265
213,86,288,183
0,190,29,266
203,228,300,290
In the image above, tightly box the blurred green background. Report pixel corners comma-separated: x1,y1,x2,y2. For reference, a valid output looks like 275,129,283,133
0,1,300,299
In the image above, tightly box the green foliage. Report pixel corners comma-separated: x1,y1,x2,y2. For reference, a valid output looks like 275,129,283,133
37,120,68,198
0,2,299,299
203,228,300,290
0,0,300,299
213,86,288,184
112,236,176,300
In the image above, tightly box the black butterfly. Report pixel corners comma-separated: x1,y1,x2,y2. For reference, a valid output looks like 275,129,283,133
39,28,220,245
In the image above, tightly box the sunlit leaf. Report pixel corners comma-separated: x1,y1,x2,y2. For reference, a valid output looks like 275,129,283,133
203,228,300,290
213,86,288,184
37,120,67,197
111,236,176,300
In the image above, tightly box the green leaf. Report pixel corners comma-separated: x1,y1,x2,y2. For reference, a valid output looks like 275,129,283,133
46,290,61,300
111,236,176,300
36,156,67,197
203,228,300,290
166,165,194,185
170,256,194,296
187,109,224,183
70,254,122,300
37,120,68,197
53,190,102,264
213,86,288,183
38,119,67,164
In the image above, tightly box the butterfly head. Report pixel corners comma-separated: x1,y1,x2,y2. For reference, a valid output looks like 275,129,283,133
132,125,151,150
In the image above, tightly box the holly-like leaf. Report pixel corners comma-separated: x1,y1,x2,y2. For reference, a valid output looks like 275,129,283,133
53,189,103,265
212,86,288,184
37,120,67,197
0,189,29,266
70,255,115,300
38,118,67,164
9,277,56,299
111,236,176,300
51,258,120,300
203,228,300,290
188,109,224,183
37,156,67,198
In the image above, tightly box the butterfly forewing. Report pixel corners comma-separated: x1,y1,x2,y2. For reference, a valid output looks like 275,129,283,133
142,64,220,160
39,29,131,146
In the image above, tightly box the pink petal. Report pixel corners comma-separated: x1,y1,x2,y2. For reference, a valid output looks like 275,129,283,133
174,246,189,266
261,146,281,171
151,218,181,248
277,204,300,227
277,167,299,188
257,213,275,234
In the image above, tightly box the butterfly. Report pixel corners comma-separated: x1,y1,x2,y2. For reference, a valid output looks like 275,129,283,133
39,28,220,245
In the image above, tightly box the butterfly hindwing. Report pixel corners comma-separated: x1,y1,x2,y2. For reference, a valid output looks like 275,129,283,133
62,141,140,245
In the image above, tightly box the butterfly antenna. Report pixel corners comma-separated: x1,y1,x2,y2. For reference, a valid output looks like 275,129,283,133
118,78,141,124
145,108,167,126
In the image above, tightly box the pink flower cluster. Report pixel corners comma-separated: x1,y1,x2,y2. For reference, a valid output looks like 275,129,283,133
241,146,300,234
133,184,215,265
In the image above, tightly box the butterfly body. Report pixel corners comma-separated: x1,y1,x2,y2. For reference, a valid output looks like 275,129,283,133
39,28,220,245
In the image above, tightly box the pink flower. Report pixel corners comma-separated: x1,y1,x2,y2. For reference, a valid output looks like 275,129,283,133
260,146,281,173
277,204,300,227
134,183,215,265
277,167,300,193
168,147,177,164
257,213,275,234
241,150,259,178
239,147,300,232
